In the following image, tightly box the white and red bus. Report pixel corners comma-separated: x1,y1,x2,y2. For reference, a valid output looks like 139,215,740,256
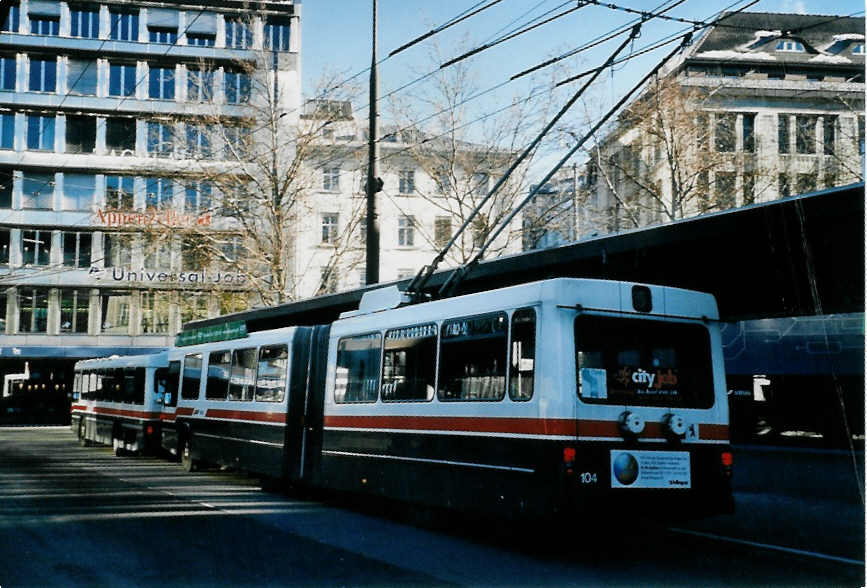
157,278,732,518
71,352,169,455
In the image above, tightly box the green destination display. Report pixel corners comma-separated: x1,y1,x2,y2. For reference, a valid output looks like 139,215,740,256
175,321,248,347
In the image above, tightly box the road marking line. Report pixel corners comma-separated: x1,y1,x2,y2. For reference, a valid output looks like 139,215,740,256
668,527,864,566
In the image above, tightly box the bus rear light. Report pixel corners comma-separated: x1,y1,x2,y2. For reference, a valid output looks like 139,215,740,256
562,447,576,464
721,451,733,467
146,425,154,435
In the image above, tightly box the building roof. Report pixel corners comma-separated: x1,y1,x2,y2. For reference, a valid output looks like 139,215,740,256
688,12,864,68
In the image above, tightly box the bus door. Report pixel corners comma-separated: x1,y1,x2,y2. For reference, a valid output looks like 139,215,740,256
160,360,181,456
299,325,331,486
284,327,313,481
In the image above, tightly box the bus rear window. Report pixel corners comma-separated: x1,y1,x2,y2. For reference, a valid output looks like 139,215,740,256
574,316,714,409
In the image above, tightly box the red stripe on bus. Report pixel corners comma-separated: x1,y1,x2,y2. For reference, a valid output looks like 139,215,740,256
70,405,86,412
92,407,161,420
204,409,286,424
324,415,576,436
160,412,176,422
175,407,195,416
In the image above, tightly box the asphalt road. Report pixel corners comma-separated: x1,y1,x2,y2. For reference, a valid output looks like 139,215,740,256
0,427,863,587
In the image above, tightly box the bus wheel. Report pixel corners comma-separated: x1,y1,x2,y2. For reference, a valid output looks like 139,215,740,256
181,438,198,473
114,443,125,457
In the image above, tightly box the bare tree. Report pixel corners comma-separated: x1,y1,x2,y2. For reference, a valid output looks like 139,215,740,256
386,41,552,264
145,39,364,307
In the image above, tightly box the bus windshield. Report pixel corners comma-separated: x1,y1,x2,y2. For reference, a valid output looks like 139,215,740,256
575,315,714,409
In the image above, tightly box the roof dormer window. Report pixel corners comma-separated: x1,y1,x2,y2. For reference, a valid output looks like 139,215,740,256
852,43,865,55
775,40,804,52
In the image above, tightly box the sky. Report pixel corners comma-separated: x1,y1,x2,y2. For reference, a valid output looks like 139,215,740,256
299,0,865,173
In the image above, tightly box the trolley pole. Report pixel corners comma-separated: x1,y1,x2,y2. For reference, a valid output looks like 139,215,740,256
365,0,381,285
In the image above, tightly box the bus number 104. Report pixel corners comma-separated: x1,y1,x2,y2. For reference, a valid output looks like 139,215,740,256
579,472,598,484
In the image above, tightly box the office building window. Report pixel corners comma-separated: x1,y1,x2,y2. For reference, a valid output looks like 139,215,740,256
147,121,174,156
714,113,736,153
796,173,816,194
30,16,59,36
434,217,452,248
149,65,175,100
224,125,251,159
100,290,131,334
26,114,54,151
70,6,99,38
0,228,9,264
321,213,338,244
184,180,211,213
0,113,14,150
742,113,755,153
714,172,736,209
180,292,208,325
22,172,54,208
105,117,136,153
224,70,250,104
144,236,172,269
398,169,415,194
823,116,836,156
141,290,171,334
187,33,215,47
149,27,177,44
264,17,290,51
185,125,211,159
696,113,709,151
109,9,139,41
322,167,340,191
65,115,96,154
218,292,247,315
319,267,337,294
778,173,790,198
21,229,52,265
62,231,92,267
18,288,49,333
1,56,16,90
778,115,790,154
67,59,97,96
29,58,56,92
104,233,132,268
225,19,252,49
2,5,19,32
145,177,173,209
186,67,213,102
0,171,11,207
472,172,490,196
105,175,134,209
60,289,89,333
398,216,415,247
62,173,95,210
218,235,243,270
109,62,137,97
795,115,816,154
181,237,208,271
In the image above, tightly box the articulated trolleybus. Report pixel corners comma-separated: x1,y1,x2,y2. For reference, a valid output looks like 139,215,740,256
71,352,169,455
142,277,733,519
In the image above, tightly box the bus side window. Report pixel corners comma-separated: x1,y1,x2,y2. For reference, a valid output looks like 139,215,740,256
229,348,257,401
165,361,180,407
382,324,436,402
509,308,536,401
206,350,231,400
255,345,288,402
334,333,381,403
438,312,507,402
154,368,167,404
181,353,203,400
